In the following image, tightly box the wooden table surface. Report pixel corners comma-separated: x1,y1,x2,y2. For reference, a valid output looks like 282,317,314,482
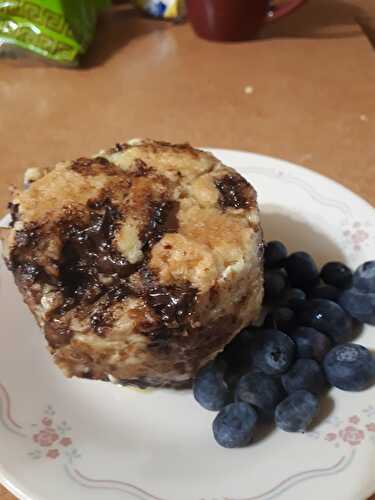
0,0,374,498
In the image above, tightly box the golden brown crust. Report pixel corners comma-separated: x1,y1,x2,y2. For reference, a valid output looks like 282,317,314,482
2,140,264,387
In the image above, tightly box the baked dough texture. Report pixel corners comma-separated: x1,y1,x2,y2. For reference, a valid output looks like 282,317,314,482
2,140,264,387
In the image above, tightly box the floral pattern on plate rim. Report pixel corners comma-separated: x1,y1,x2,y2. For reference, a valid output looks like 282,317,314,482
247,164,375,261
29,405,79,462
0,162,374,499
341,220,374,258
1,382,374,500
306,411,375,449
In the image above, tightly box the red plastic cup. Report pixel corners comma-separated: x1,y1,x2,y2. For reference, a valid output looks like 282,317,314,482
186,0,307,41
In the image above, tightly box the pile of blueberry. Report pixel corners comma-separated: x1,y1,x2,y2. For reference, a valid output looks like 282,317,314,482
193,242,375,448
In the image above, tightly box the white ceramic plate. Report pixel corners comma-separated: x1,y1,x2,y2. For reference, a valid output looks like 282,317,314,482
0,149,374,500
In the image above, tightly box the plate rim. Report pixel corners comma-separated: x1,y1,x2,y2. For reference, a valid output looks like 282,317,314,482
206,147,374,213
0,147,374,500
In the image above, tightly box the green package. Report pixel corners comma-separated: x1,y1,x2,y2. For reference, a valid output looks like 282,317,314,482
0,0,111,65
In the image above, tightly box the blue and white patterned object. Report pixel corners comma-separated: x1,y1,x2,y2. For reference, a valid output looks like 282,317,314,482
133,0,185,19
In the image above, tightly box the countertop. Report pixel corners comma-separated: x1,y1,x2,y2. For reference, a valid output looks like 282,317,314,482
0,0,374,498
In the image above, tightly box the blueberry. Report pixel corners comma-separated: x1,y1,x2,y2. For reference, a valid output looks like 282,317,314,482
268,307,296,333
281,359,326,395
225,371,241,392
292,326,332,362
264,240,288,268
263,313,275,329
323,344,375,391
284,252,319,290
298,299,352,343
309,285,339,302
236,372,285,418
338,289,375,326
275,390,319,433
353,261,375,293
280,288,306,311
264,270,287,302
193,361,232,411
212,402,258,448
320,261,353,289
252,329,295,375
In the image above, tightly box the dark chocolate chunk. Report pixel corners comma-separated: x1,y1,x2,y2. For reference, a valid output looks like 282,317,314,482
90,306,113,337
54,195,148,318
14,262,43,287
117,378,151,389
14,224,39,248
138,266,197,330
8,202,19,227
110,142,129,153
141,200,179,249
44,319,73,348
133,159,153,177
147,284,196,327
94,156,111,166
215,174,254,210
139,267,196,328
71,157,120,176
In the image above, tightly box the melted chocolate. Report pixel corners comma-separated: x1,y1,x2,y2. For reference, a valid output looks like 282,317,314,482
8,202,19,227
72,158,92,167
10,168,188,353
15,262,42,284
133,159,153,177
140,267,197,328
9,225,42,283
12,261,53,297
148,285,196,327
215,174,253,210
89,281,130,337
14,225,39,248
44,319,73,348
110,143,130,154
141,200,179,249
90,307,112,337
117,378,151,389
71,157,120,176
12,193,181,329
58,200,134,311
94,156,111,165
